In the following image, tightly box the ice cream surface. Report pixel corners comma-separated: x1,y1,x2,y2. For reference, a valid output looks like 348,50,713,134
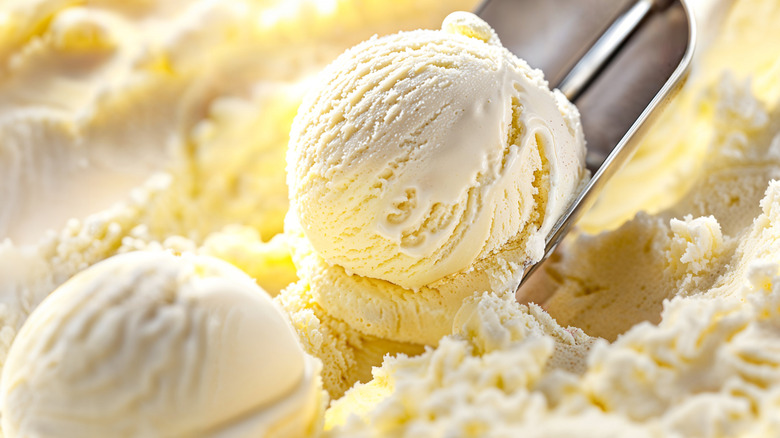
0,251,325,438
0,0,477,409
288,11,586,291
1,0,780,437
325,0,780,435
282,13,587,381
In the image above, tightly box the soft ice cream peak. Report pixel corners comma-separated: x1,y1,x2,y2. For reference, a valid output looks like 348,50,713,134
287,11,587,290
441,10,499,44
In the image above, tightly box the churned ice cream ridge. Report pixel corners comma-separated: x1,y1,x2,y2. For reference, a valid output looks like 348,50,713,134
0,0,780,437
282,10,587,397
288,11,585,290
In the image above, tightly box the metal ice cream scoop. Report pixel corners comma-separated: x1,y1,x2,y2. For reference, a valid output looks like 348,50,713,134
476,0,696,284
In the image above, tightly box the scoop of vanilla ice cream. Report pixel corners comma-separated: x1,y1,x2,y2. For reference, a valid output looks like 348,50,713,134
0,251,325,438
287,11,586,290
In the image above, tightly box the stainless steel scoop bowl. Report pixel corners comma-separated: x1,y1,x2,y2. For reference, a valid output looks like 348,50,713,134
476,0,696,284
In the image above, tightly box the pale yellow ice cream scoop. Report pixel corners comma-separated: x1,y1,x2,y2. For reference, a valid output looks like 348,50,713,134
0,251,325,438
288,11,587,291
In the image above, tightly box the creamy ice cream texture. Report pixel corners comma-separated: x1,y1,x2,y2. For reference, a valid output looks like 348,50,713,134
0,251,325,437
288,11,586,291
284,12,586,372
325,0,780,435
0,0,779,437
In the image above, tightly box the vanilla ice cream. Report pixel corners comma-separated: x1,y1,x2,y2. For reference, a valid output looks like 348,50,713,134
324,1,780,435
281,15,587,388
1,251,325,438
288,12,586,291
3,0,780,437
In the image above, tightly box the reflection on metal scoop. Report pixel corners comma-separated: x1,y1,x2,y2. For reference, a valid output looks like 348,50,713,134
476,0,696,285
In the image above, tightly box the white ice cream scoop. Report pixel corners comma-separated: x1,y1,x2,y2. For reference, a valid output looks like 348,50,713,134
287,14,588,291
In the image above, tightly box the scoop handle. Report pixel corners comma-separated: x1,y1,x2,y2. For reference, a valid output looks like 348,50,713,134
517,0,698,287
558,0,674,100
519,0,735,291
